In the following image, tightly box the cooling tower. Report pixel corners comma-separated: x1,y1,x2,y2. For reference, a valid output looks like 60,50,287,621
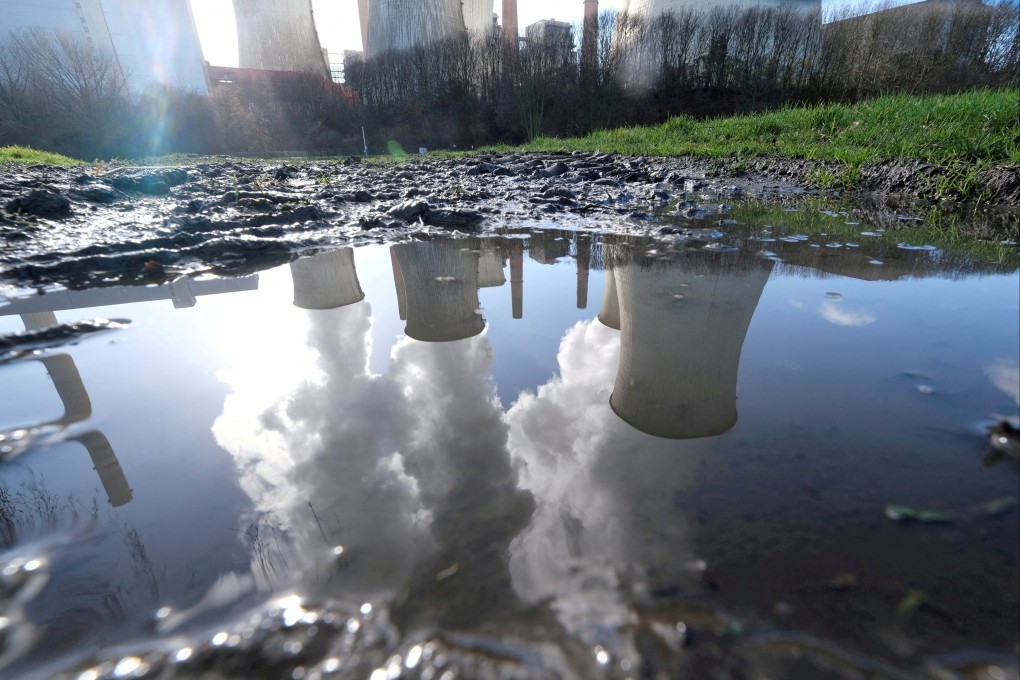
463,0,496,37
391,240,485,342
234,0,327,73
597,268,621,330
478,238,507,288
367,0,467,58
0,0,209,93
290,248,365,310
609,253,772,438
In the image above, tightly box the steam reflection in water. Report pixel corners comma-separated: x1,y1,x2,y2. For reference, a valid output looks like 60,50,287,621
213,238,772,648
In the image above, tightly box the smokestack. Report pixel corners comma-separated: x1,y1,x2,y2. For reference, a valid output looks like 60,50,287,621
290,248,365,310
576,235,591,310
508,239,524,319
502,0,519,47
582,0,599,72
358,0,369,52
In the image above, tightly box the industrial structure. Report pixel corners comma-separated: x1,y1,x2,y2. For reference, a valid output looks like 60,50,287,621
0,0,209,94
365,0,467,58
233,0,329,74
605,252,773,439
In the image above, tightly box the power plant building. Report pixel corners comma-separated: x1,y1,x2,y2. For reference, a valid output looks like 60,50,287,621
0,0,209,94
233,0,329,73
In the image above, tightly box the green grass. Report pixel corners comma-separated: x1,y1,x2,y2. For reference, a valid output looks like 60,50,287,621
0,145,84,166
495,89,1020,195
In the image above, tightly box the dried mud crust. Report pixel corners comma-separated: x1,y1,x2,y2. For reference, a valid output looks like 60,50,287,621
0,152,1016,291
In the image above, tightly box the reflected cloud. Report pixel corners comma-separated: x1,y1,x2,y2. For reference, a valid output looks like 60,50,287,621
985,359,1020,406
819,300,877,327
507,317,721,653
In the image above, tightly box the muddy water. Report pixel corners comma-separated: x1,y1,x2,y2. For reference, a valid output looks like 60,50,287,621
0,225,1017,679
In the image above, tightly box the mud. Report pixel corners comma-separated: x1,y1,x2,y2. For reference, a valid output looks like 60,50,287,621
1,153,1017,292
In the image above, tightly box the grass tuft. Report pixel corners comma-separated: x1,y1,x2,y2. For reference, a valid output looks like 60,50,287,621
0,145,85,166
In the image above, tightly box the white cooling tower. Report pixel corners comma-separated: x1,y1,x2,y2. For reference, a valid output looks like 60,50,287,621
290,248,365,310
463,0,496,37
0,0,209,94
366,0,467,58
391,240,485,342
609,254,772,438
233,0,328,73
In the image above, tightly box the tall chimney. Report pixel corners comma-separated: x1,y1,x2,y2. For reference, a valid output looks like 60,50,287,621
502,0,518,47
582,0,599,73
358,0,369,52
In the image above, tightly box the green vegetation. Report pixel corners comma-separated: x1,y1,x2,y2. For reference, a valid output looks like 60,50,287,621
719,200,1019,267
498,89,1020,196
0,145,84,166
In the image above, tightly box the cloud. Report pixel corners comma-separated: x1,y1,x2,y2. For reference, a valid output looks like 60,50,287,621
819,300,877,327
985,358,1020,406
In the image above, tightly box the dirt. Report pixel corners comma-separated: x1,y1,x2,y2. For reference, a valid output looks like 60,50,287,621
0,152,1017,292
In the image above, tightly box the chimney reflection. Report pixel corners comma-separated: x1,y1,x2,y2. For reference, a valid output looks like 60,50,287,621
391,240,485,342
508,239,524,320
576,234,591,310
290,248,365,310
20,314,132,506
605,250,773,439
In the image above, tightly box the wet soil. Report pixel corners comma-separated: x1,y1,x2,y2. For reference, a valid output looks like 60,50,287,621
1,153,1017,292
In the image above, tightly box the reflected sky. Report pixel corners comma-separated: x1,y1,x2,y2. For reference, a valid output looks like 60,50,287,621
0,231,1018,675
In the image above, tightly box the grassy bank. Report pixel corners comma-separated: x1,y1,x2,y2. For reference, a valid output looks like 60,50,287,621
499,89,1019,183
0,145,84,166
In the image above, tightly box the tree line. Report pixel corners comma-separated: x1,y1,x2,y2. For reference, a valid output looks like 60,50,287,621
1,1,1017,159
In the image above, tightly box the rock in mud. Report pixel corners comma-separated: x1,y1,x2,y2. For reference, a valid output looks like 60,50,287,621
4,188,72,218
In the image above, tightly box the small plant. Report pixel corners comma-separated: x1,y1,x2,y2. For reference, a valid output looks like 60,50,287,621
316,171,333,186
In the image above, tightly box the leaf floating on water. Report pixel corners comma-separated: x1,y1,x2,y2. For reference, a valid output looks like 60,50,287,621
884,505,957,524
435,563,459,581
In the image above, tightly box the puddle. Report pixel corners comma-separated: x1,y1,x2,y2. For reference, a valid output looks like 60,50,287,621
0,224,1018,679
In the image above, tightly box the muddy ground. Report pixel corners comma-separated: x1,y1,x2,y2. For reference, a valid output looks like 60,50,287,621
1,152,1017,291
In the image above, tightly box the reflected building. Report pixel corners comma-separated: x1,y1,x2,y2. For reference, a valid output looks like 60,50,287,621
390,240,485,342
606,250,772,438
290,248,364,310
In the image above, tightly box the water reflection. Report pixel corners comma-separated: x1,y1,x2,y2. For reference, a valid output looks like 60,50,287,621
1,227,1016,677
606,249,772,438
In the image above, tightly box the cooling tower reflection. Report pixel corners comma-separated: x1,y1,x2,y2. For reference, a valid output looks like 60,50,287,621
607,250,773,438
390,240,486,342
